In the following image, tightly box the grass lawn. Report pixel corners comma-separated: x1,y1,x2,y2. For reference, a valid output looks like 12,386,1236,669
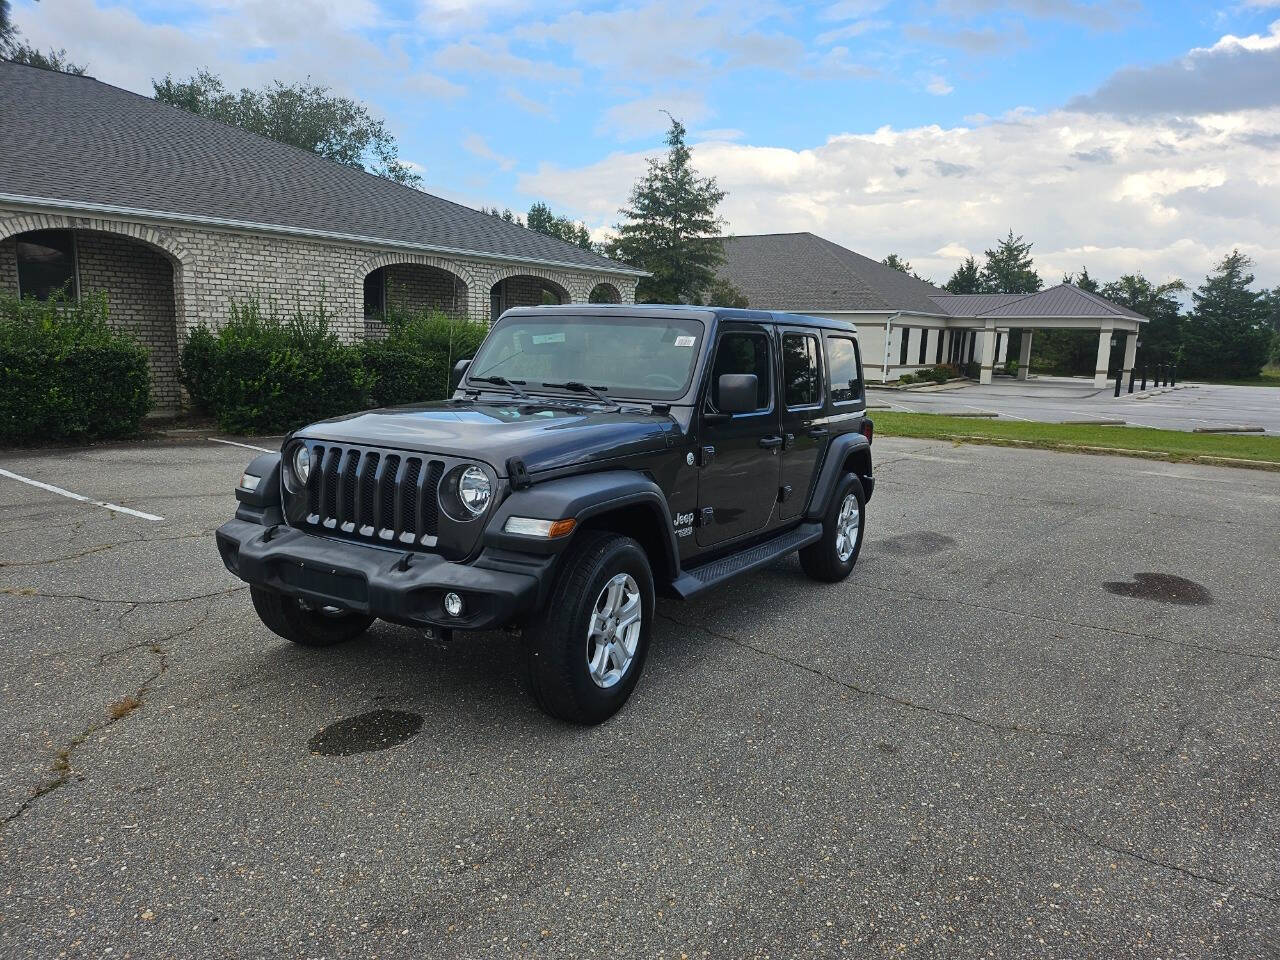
872,411,1280,467
1196,371,1280,387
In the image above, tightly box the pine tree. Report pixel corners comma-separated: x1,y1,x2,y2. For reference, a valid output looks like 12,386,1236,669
1182,250,1271,379
526,202,594,251
1062,266,1099,293
607,115,729,304
943,256,981,294
978,231,1041,294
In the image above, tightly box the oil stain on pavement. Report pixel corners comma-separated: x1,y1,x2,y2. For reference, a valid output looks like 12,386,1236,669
308,710,425,756
1102,572,1214,606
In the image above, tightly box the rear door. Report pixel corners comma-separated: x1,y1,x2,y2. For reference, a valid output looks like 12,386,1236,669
777,327,828,521
696,322,782,548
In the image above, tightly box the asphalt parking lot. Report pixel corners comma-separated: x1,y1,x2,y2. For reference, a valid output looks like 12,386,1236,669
2,435,1279,958
872,378,1280,434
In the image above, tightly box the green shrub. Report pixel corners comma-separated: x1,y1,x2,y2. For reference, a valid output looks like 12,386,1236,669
181,297,371,434
362,308,488,407
0,290,152,445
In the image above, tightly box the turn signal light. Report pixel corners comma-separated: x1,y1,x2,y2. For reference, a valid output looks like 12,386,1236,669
860,419,874,444
503,516,577,538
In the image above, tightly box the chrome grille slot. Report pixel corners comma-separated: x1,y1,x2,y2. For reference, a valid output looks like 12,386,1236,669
294,442,446,549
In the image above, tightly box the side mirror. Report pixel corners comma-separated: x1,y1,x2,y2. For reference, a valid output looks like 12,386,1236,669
717,373,758,414
451,357,472,389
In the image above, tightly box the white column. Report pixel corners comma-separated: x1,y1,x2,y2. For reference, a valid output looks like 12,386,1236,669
1017,329,1033,380
979,321,997,385
1122,331,1138,382
1093,325,1114,388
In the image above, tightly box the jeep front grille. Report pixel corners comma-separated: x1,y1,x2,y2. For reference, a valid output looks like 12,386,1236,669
295,442,446,549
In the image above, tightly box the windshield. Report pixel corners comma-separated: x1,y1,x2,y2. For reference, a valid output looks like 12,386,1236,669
465,314,706,401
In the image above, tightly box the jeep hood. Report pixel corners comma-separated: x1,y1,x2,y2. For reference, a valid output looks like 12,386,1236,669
294,399,676,476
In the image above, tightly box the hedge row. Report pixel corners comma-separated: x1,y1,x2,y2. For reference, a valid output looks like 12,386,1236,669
181,299,487,434
0,291,152,445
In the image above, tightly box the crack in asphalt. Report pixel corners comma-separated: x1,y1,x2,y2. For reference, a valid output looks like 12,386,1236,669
657,612,1100,745
0,528,219,568
854,579,1280,665
1056,822,1280,907
0,585,246,605
1,603,217,828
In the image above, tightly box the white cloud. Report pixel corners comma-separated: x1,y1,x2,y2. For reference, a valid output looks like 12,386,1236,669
461,132,516,170
815,19,891,44
520,109,1280,287
434,38,580,84
597,92,711,141
1069,20,1280,115
926,75,954,95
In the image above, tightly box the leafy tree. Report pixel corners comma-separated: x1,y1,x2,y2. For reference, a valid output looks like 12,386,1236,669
153,70,422,187
1062,266,1099,293
1261,287,1280,334
1099,274,1186,368
979,230,1041,294
481,206,523,226
944,256,981,294
1,0,86,73
697,276,749,308
5,43,86,73
882,253,929,283
606,115,728,304
526,202,594,251
1181,250,1272,379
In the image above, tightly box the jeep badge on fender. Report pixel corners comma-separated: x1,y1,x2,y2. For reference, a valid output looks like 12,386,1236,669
216,305,874,724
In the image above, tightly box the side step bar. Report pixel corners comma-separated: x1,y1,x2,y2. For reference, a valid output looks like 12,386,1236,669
669,522,823,600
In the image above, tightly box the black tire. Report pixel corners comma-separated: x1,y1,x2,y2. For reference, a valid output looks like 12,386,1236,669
799,473,866,583
250,586,375,648
526,530,655,725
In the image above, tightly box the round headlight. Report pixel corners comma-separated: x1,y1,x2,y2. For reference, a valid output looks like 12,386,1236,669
456,465,492,516
292,444,311,485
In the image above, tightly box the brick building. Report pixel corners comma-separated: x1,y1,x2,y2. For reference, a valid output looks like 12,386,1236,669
0,62,641,410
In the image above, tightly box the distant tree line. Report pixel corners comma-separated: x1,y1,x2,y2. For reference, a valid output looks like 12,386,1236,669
881,231,1278,380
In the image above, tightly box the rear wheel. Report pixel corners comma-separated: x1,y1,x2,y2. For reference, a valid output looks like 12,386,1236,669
250,586,375,647
799,473,865,582
526,530,654,724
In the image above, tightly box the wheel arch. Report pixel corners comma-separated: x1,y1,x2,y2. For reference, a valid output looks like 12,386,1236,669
805,432,872,520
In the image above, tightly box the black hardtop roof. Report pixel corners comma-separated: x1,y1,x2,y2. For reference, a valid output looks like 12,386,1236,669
501,303,859,334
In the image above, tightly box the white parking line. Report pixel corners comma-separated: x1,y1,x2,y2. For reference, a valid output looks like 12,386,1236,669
209,437,274,454
0,468,164,521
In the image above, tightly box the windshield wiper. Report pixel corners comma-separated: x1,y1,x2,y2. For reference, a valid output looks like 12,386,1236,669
540,381,618,408
468,375,529,399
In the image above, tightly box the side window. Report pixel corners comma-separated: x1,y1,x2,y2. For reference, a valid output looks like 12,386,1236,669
782,332,822,408
827,336,863,404
710,330,772,412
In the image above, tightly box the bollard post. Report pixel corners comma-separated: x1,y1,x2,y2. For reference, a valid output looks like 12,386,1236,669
1128,368,1135,394
1114,371,1122,397
1140,367,1147,391
1170,365,1176,388
1158,364,1165,387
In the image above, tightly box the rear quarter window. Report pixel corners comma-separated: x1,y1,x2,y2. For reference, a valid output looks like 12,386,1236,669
826,335,863,405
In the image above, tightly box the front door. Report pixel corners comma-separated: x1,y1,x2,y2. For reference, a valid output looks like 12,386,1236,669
696,323,782,548
777,328,828,521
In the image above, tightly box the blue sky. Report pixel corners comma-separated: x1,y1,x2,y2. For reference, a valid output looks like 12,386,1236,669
14,0,1280,286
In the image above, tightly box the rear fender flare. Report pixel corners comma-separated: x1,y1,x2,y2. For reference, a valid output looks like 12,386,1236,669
805,433,871,520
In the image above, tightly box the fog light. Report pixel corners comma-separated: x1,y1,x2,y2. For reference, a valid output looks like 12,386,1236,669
443,592,464,617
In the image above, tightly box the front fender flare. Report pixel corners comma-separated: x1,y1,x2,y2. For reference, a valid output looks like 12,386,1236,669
484,470,679,571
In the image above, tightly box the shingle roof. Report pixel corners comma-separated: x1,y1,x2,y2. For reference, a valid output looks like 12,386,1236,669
717,232,948,314
0,62,638,275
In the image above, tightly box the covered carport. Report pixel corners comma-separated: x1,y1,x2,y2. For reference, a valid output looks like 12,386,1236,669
932,285,1148,387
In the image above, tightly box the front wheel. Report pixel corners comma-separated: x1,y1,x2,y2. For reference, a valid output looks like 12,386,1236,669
799,473,865,583
251,586,375,647
526,531,655,724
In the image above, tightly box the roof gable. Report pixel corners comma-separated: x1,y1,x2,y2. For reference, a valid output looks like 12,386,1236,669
0,61,636,275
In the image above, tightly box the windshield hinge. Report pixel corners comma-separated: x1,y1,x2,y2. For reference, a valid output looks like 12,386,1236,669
507,456,532,490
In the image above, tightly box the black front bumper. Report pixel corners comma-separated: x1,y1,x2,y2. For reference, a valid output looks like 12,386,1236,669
216,519,549,631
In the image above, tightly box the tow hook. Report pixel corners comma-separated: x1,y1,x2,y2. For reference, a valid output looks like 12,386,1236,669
396,551,415,572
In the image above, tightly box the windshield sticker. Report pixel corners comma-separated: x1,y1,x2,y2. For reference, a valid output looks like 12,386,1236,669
531,333,566,344
674,335,697,347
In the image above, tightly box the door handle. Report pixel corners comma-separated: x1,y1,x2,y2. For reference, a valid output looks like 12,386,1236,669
807,426,829,438
759,436,783,449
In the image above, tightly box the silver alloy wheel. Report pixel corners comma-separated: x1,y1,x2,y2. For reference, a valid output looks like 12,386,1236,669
586,572,642,689
835,492,861,563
